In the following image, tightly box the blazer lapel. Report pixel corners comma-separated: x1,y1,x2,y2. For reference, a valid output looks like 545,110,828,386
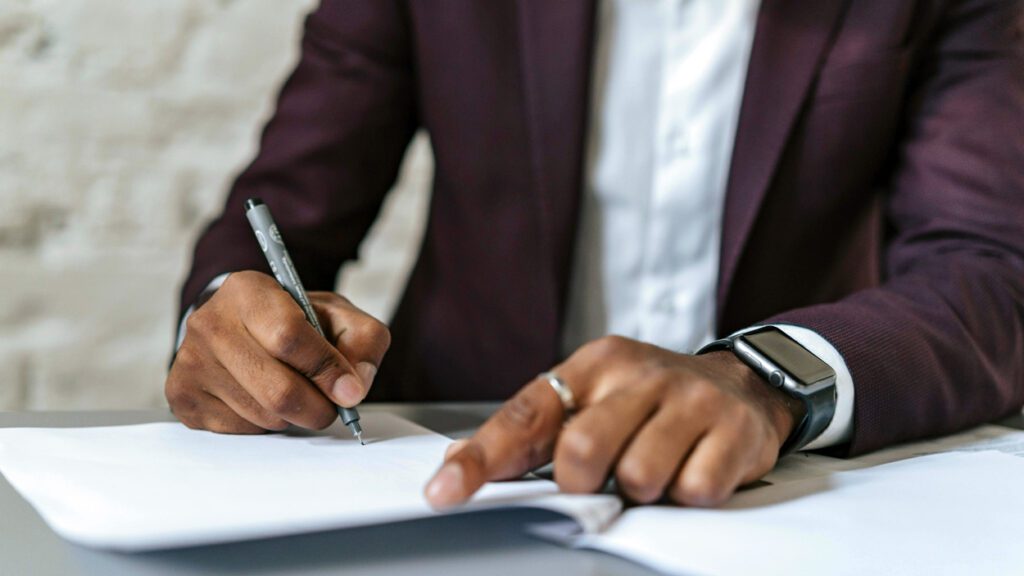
717,0,850,325
518,0,596,349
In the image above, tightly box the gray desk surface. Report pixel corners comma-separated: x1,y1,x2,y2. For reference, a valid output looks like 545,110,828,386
5,406,1023,576
0,404,657,576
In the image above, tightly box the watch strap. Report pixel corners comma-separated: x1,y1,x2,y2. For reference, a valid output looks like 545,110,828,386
697,334,834,455
781,384,836,454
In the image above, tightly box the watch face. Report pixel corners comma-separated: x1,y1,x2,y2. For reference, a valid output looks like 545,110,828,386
741,329,834,386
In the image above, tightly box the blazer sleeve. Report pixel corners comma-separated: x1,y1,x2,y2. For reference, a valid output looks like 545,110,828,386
179,1,418,318
768,0,1024,455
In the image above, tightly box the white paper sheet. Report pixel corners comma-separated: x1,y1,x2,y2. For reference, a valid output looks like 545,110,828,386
764,424,1024,485
0,413,620,551
575,451,1024,576
5,412,1021,572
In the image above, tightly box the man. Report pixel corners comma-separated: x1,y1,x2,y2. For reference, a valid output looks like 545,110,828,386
168,0,1024,509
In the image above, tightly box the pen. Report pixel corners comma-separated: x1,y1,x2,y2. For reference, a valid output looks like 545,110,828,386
244,197,364,444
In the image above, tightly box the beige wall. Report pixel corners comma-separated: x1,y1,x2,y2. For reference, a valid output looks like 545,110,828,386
0,0,431,410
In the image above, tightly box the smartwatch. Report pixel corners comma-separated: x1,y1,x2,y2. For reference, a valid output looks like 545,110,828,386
698,326,837,454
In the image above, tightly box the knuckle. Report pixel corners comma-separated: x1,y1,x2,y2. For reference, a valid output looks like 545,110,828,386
688,379,726,412
728,403,759,433
165,382,204,429
640,372,674,398
496,390,546,435
673,472,726,507
225,270,263,292
306,352,342,382
266,320,306,359
558,428,599,464
615,460,661,502
165,378,197,415
350,316,392,355
164,377,184,405
170,345,202,373
184,308,211,336
365,318,392,349
165,358,201,400
663,385,692,410
186,308,232,344
583,335,631,359
264,381,305,416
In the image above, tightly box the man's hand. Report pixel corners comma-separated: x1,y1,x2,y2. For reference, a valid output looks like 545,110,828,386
166,271,391,433
425,336,804,508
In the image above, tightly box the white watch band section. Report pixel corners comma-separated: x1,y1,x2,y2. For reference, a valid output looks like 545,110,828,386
725,324,854,451
175,273,231,352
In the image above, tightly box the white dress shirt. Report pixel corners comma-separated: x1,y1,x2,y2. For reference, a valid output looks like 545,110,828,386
562,0,853,449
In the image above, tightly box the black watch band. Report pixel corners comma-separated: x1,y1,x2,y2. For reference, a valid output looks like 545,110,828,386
698,329,837,455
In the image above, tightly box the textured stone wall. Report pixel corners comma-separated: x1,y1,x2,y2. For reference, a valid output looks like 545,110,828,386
0,0,432,409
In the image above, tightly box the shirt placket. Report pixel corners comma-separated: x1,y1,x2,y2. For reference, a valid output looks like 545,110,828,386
640,0,700,351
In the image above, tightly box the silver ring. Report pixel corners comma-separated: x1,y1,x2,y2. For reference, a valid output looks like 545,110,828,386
540,371,577,416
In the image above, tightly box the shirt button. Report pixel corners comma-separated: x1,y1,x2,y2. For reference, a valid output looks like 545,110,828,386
655,294,676,314
662,124,690,162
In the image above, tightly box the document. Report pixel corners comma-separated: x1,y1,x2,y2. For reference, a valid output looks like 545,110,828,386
763,423,1024,484
2,414,1023,575
0,413,620,551
571,451,1024,576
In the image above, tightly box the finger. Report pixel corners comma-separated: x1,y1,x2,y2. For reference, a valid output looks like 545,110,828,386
310,292,391,393
444,439,470,460
181,391,265,435
553,386,660,494
241,285,366,407
167,344,266,434
209,327,338,430
614,401,709,504
424,376,566,508
198,358,289,432
669,415,764,507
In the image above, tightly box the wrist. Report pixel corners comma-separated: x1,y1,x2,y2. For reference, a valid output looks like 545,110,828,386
702,351,806,449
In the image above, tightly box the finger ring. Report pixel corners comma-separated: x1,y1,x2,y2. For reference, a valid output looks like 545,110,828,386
540,371,577,417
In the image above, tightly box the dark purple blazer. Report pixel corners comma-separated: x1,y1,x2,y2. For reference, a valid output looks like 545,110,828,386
181,1,1024,455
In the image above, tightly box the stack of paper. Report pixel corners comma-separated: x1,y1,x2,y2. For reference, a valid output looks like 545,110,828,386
2,413,1023,575
0,413,619,550
573,450,1024,575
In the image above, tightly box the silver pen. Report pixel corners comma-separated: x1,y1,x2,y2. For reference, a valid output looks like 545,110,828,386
244,198,364,444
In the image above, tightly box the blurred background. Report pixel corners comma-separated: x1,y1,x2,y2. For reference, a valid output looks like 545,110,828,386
0,0,432,410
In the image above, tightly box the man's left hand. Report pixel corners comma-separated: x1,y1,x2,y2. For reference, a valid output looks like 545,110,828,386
425,336,805,508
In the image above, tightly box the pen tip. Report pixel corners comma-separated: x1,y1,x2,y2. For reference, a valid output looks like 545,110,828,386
356,432,365,446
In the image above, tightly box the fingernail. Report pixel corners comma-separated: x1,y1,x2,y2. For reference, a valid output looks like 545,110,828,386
425,463,464,507
332,374,364,405
356,362,377,390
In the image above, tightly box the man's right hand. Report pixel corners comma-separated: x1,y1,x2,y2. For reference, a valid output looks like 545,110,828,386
166,271,391,433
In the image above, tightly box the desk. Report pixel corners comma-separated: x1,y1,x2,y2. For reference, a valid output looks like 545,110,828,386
0,404,656,576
